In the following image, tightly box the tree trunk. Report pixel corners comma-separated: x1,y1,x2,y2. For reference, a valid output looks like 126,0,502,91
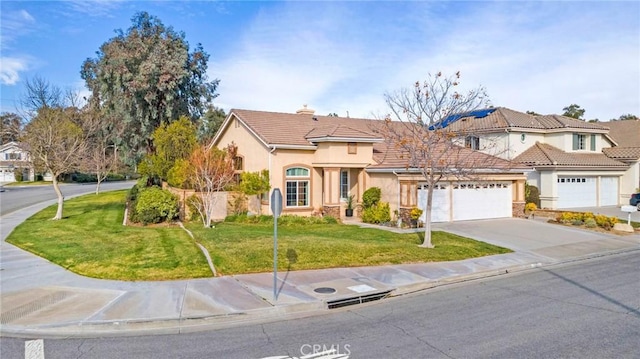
52,175,64,220
420,185,435,248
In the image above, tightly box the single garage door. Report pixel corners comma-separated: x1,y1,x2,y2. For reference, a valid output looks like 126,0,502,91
417,182,512,222
599,177,618,206
557,177,596,208
417,184,450,223
0,169,15,183
452,182,512,221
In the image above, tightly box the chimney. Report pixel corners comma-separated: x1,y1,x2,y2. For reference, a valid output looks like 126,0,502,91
296,104,315,115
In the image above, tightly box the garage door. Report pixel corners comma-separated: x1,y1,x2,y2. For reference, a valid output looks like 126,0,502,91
417,184,450,223
0,169,15,183
557,177,596,208
452,182,512,221
418,182,512,222
599,177,618,206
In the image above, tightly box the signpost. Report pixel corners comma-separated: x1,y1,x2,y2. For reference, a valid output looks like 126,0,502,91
270,188,283,301
621,205,637,226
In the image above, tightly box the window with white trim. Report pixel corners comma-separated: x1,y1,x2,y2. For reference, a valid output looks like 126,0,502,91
572,133,586,150
285,167,310,207
340,169,349,200
465,136,480,150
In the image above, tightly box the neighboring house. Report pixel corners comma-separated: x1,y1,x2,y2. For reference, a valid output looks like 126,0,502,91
444,107,635,209
212,106,529,223
602,119,640,201
0,141,34,183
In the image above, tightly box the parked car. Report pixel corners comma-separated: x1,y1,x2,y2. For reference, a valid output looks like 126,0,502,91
630,193,640,209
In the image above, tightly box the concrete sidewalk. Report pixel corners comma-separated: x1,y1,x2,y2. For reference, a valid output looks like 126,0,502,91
1,200,639,338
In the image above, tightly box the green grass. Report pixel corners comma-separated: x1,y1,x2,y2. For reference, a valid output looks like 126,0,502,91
187,222,511,275
6,190,210,280
6,190,512,280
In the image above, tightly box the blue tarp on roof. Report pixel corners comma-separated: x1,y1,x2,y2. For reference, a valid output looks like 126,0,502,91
428,108,496,130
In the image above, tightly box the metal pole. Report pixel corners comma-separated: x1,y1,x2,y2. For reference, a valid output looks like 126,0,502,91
273,215,278,301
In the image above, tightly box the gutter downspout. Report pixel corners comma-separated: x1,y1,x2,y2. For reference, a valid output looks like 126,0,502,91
268,146,276,215
393,170,401,226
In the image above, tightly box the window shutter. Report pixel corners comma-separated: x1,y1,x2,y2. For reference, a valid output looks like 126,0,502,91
590,134,596,151
572,134,579,150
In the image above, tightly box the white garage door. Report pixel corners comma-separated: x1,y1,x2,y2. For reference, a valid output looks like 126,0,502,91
418,182,512,222
0,169,15,182
557,177,596,208
599,177,618,206
418,184,450,223
452,182,512,221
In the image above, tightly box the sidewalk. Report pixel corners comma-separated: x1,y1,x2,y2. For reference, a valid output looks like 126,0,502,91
1,200,639,338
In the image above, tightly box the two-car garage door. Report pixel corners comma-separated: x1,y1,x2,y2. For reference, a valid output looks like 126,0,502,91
556,176,618,208
417,182,512,222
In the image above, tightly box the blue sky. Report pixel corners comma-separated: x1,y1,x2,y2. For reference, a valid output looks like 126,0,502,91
1,0,639,121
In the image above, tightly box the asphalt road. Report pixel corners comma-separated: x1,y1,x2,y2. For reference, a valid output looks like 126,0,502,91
0,181,135,217
1,251,638,358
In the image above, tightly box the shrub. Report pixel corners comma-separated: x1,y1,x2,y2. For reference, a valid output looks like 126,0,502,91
594,214,617,230
362,187,381,209
571,219,584,226
585,218,597,228
13,168,23,182
362,202,391,224
525,183,540,207
135,186,179,224
410,207,423,220
524,202,537,213
224,213,338,226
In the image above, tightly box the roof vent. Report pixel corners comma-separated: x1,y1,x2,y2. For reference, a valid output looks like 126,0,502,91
296,104,315,115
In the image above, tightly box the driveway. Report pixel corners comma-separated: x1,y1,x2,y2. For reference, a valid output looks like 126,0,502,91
432,217,639,260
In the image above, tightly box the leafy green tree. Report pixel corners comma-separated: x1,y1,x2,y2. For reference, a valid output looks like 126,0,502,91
239,170,271,214
616,113,639,121
198,106,226,142
22,107,86,220
81,11,219,164
562,104,585,120
139,116,197,181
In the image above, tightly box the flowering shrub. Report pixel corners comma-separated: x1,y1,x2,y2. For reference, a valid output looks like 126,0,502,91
410,207,423,220
556,211,618,230
524,202,537,213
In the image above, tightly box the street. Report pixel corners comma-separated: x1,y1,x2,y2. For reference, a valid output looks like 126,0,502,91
1,250,638,358
0,181,134,217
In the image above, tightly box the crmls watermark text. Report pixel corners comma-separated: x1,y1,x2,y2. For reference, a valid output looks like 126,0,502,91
300,343,351,356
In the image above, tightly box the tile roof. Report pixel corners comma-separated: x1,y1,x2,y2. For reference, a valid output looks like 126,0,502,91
602,147,640,160
225,109,526,172
514,142,628,168
229,109,382,146
602,120,640,147
446,107,609,132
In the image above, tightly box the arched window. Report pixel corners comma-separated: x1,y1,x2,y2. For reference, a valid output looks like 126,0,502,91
285,167,310,207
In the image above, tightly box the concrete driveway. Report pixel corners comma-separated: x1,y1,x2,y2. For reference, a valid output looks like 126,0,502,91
432,217,639,260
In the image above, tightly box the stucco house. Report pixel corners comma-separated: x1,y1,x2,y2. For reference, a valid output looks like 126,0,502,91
0,141,33,183
443,107,637,209
602,119,640,202
212,106,529,223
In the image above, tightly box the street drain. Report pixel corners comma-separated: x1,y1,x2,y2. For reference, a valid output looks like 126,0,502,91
313,287,337,294
326,290,393,309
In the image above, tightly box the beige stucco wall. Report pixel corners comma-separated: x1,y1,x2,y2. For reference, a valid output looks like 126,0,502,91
313,142,374,165
368,172,400,214
620,161,640,203
216,116,270,173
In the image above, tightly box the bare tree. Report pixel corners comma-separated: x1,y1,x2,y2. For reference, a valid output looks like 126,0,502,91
22,107,86,220
188,142,238,227
80,109,124,194
19,76,63,119
380,72,509,248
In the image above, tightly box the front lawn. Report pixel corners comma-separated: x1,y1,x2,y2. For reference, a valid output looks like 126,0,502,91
188,222,511,275
6,190,511,280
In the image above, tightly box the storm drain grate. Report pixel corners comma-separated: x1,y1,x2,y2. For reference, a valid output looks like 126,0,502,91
326,290,392,309
1,290,73,324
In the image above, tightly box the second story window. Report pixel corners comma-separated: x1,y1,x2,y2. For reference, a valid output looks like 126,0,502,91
465,136,480,150
233,156,243,171
5,153,21,160
572,133,586,150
